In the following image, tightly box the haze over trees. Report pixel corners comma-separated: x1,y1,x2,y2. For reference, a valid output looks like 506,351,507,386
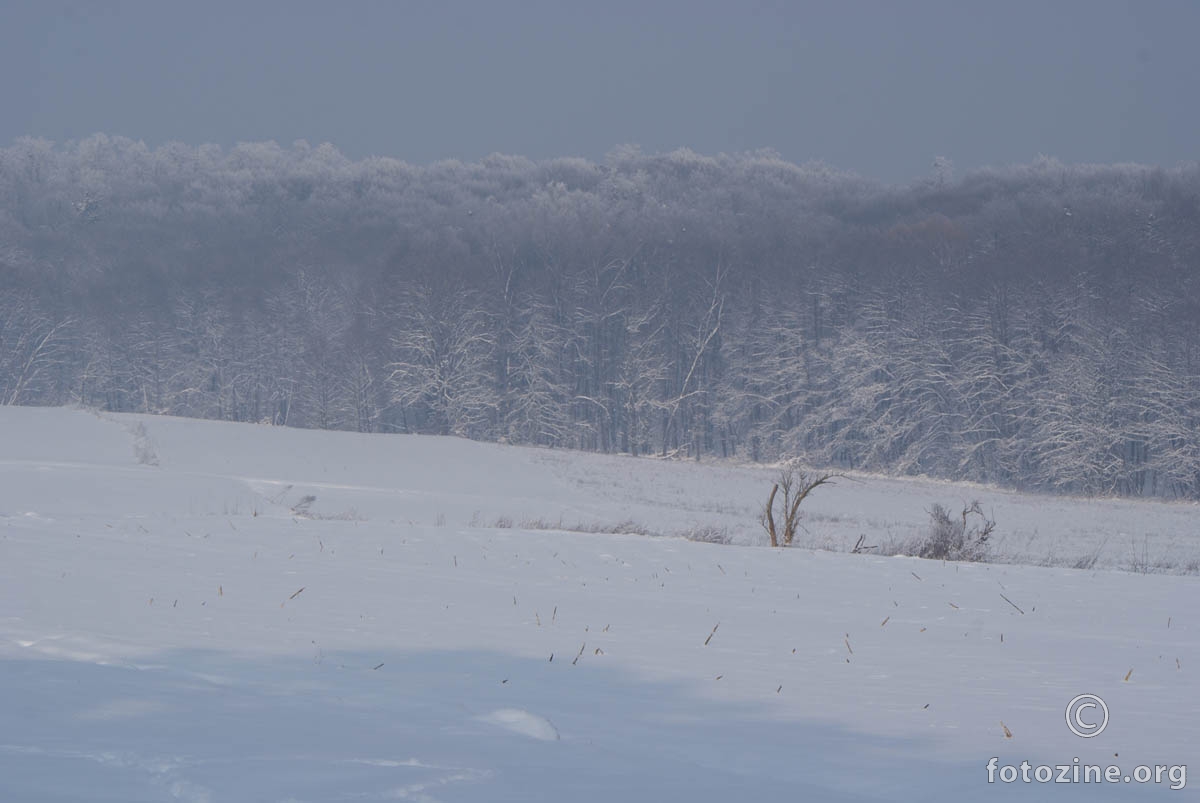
2,135,1198,497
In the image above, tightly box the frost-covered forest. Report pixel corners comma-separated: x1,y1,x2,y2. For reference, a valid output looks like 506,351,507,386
2,135,1199,497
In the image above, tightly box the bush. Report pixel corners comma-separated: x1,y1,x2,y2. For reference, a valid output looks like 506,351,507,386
917,501,995,562
681,524,734,544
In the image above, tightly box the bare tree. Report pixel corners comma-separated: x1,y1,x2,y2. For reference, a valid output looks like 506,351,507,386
386,284,497,438
760,462,837,547
611,301,667,456
503,294,574,446
659,264,725,457
0,293,74,406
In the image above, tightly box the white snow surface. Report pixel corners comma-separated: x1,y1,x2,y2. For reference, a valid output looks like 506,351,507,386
1,406,1196,801
478,709,560,742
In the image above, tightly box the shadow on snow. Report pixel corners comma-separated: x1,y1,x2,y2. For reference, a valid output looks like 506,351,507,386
0,649,1158,802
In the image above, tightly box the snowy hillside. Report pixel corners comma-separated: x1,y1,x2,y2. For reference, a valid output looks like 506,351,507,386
1,407,1196,801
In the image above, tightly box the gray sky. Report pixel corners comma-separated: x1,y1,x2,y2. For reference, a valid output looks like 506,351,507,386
3,0,1197,183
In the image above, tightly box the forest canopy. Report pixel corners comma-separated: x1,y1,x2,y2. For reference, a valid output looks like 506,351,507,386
2,135,1199,497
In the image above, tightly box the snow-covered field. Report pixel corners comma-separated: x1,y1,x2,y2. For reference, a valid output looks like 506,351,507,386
1,406,1196,800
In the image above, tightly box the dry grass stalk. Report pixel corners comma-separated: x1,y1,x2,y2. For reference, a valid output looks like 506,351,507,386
1000,593,1023,614
851,535,877,553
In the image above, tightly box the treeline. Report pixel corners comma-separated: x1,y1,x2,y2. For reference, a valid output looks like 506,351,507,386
2,135,1199,497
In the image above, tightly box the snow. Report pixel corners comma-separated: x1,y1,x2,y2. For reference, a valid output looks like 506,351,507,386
478,709,560,742
1,406,1196,800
